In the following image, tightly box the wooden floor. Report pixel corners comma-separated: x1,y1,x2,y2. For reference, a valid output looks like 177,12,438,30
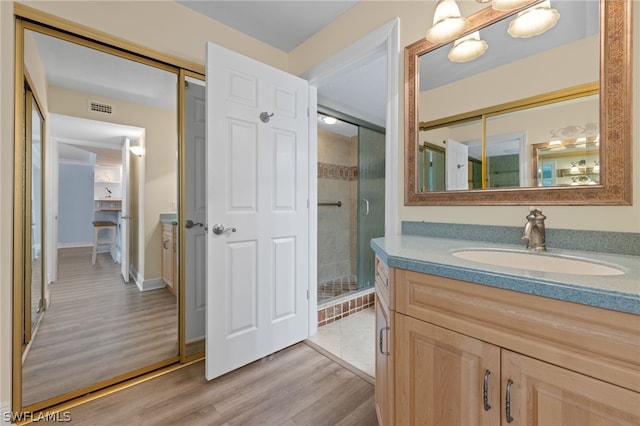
22,247,178,406
62,343,377,425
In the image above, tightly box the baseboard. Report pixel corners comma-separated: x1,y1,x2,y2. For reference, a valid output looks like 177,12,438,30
57,242,92,249
139,278,167,292
186,336,205,345
130,267,167,292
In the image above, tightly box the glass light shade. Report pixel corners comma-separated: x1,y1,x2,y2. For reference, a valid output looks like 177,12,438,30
570,164,579,174
321,116,337,125
448,31,488,62
508,1,560,38
426,0,469,43
593,162,600,173
492,0,534,11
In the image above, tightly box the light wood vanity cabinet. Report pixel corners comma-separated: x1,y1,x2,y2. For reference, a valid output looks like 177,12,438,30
375,256,394,426
374,256,640,426
161,223,177,294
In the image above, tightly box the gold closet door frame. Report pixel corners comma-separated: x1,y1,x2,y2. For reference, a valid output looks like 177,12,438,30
12,7,205,414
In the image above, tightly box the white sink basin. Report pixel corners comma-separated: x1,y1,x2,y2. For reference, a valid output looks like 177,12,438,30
452,249,625,276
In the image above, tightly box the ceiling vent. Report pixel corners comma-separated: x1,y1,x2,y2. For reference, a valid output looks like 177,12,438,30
89,101,113,115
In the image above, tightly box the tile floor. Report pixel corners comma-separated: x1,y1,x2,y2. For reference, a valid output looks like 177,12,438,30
317,275,358,303
308,306,375,378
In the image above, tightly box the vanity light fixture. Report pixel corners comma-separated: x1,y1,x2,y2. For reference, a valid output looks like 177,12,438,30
426,0,469,43
507,0,560,38
448,31,488,62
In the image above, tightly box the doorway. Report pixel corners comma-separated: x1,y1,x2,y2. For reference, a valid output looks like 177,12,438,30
316,110,385,306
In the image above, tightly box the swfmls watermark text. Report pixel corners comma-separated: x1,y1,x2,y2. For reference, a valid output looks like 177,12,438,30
4,411,72,423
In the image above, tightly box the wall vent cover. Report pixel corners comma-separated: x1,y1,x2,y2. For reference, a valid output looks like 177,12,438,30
89,101,113,114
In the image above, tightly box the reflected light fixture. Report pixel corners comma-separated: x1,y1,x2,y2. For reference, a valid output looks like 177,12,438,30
492,0,534,11
320,115,337,125
508,0,560,38
426,0,469,43
448,31,488,62
593,161,600,173
570,159,586,174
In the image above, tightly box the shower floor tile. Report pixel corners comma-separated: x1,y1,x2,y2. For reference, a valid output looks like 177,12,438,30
317,275,358,304
307,306,375,378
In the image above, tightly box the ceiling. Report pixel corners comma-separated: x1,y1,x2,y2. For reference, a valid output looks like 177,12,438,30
176,1,359,53
51,114,144,166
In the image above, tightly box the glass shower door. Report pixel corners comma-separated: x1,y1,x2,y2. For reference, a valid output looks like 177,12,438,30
357,127,385,289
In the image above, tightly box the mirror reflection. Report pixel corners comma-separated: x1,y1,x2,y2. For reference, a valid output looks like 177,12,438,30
21,28,179,407
416,0,600,193
25,87,45,347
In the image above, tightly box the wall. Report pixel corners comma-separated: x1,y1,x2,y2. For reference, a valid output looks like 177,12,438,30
317,128,357,283
57,163,94,245
18,0,288,72
419,35,599,122
290,1,640,234
47,86,176,283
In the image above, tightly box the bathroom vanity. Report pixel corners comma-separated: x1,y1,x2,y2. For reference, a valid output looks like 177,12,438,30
372,235,640,426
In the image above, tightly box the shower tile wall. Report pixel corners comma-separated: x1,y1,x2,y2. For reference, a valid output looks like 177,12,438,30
317,128,358,286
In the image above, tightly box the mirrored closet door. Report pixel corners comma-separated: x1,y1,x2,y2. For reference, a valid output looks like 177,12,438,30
15,20,182,411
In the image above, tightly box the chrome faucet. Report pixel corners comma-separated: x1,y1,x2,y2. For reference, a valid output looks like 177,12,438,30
522,208,546,251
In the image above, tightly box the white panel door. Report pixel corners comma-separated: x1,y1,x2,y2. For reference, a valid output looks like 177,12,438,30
205,42,311,380
185,78,207,342
446,138,469,190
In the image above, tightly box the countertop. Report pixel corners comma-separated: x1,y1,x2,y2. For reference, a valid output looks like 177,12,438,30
371,235,640,315
160,213,177,225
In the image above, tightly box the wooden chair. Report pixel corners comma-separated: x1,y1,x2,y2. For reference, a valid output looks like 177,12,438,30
92,221,117,265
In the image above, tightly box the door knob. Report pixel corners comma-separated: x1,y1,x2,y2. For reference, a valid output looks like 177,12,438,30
212,224,236,235
185,219,203,229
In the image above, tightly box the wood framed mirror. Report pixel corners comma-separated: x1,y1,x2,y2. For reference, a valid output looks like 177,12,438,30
405,0,632,205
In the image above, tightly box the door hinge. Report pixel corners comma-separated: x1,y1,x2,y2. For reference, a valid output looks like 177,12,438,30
307,199,309,208
307,107,310,117
307,289,310,300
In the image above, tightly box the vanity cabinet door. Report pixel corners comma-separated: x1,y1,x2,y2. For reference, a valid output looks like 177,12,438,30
395,314,501,426
501,350,640,426
161,223,175,293
375,287,394,426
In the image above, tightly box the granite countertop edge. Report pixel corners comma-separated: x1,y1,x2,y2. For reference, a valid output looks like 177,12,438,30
371,235,640,315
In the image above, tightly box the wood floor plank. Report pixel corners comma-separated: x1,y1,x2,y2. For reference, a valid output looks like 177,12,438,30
62,344,377,426
22,247,178,406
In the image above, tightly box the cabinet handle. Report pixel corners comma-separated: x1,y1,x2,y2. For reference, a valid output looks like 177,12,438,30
379,326,391,356
505,379,514,423
163,240,169,249
483,369,492,411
